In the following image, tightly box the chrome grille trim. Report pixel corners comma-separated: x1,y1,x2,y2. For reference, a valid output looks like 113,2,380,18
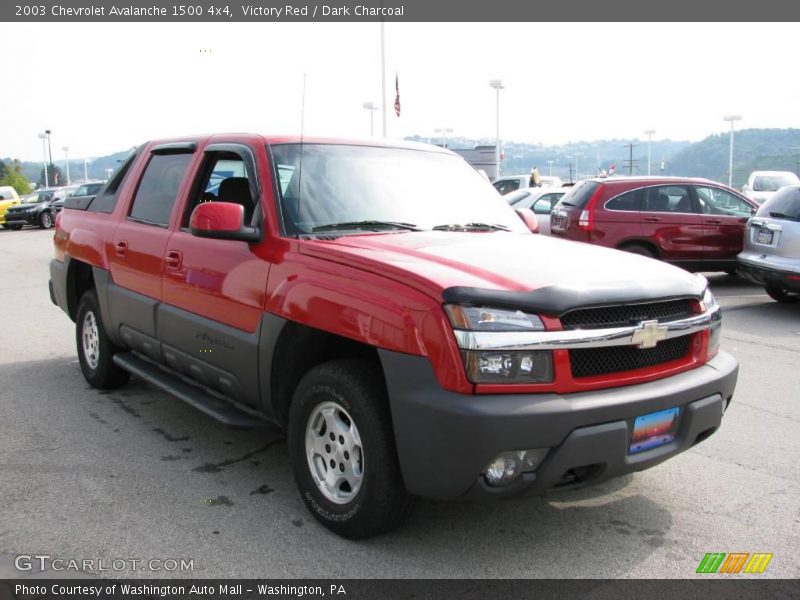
453,304,720,351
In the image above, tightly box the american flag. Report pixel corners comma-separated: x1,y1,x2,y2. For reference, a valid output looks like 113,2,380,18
394,74,401,117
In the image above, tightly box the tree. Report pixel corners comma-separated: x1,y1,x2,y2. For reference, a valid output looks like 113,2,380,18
38,163,65,187
0,160,32,196
0,161,7,180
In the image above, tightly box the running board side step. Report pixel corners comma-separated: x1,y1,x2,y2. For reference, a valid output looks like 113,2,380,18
112,352,271,429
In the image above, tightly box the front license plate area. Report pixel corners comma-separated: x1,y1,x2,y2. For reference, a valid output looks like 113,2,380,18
629,407,681,454
756,229,774,244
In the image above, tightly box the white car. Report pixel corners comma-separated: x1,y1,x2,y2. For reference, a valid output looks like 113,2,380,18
742,170,800,205
492,174,564,195
504,187,566,234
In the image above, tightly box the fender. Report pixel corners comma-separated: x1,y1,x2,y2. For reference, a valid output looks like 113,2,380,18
265,256,471,394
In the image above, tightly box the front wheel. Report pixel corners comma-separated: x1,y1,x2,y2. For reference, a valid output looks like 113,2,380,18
765,286,799,304
288,359,413,539
39,211,54,229
76,290,130,389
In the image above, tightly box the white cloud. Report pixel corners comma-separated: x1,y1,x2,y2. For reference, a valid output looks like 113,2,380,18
3,21,797,160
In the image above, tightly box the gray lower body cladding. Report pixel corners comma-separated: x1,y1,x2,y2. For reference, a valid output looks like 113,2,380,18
379,349,738,500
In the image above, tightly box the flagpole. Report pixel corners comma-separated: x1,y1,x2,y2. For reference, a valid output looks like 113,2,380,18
380,20,387,137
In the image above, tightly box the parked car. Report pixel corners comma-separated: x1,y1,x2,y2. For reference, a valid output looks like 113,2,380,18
505,187,566,234
50,135,736,539
737,185,800,303
742,171,800,205
0,186,21,229
550,177,758,273
50,182,105,214
4,187,68,229
492,174,563,195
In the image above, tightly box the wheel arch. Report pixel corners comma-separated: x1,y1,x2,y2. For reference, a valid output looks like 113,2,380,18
617,239,660,258
262,316,384,428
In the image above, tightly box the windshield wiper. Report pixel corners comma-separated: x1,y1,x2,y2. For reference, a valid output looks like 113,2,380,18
432,222,510,232
312,220,421,233
769,211,799,221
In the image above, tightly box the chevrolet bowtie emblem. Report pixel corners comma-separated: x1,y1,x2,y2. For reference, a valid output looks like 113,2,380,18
631,319,668,349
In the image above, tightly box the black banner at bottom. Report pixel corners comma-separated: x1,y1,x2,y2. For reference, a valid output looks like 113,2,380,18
1,579,798,600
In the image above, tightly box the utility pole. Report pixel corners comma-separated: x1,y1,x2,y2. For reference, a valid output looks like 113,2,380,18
622,143,639,176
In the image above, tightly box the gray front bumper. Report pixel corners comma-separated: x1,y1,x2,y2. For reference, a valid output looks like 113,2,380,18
379,350,738,500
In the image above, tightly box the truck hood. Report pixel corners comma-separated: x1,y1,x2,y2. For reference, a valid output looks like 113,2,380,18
300,231,706,313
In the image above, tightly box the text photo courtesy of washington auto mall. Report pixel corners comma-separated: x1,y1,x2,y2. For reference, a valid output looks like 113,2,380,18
0,2,798,597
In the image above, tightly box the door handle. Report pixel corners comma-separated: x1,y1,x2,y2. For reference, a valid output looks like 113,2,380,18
643,216,661,222
705,219,722,225
114,241,128,257
165,250,183,269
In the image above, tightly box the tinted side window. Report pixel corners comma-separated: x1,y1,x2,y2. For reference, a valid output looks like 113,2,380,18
642,186,694,214
695,186,753,217
129,153,192,226
88,150,139,214
606,189,642,211
183,152,255,227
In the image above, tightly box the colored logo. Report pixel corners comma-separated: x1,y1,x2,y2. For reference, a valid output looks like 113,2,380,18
696,552,773,574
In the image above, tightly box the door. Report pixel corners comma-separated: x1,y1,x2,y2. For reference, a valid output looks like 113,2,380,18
530,192,564,235
160,143,271,406
639,185,704,267
107,148,195,360
694,186,754,268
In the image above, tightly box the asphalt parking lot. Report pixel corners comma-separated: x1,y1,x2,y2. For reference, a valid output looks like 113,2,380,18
0,227,798,579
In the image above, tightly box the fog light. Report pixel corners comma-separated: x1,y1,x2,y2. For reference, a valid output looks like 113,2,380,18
483,449,549,486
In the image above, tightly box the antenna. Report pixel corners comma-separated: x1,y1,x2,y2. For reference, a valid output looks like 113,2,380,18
295,72,307,237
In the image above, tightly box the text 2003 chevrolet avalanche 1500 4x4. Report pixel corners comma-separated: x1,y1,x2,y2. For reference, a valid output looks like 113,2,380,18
50,135,738,538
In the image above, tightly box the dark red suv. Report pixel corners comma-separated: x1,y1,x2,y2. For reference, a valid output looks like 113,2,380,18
550,177,758,273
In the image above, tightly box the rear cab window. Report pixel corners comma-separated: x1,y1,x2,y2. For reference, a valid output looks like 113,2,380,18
128,153,193,227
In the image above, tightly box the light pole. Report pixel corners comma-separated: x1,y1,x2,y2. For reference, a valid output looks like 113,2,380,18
37,132,49,188
362,102,379,137
644,129,655,175
104,168,113,180
547,160,554,176
380,22,387,137
62,146,71,185
723,115,742,187
489,79,504,177
83,158,89,182
434,127,453,148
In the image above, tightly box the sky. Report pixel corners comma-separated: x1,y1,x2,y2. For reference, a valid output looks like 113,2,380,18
3,22,800,161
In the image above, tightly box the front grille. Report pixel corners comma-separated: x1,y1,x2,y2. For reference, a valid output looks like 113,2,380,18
561,299,694,330
569,335,691,378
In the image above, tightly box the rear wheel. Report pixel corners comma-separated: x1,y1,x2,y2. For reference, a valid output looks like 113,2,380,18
288,359,412,539
76,290,130,389
621,244,655,259
765,286,799,304
39,211,53,229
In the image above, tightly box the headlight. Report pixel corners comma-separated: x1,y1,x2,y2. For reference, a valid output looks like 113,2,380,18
702,288,718,311
445,304,553,384
445,305,545,331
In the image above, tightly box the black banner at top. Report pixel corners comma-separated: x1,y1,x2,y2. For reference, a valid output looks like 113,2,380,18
3,0,800,22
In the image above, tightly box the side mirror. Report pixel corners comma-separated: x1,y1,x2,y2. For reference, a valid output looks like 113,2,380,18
515,207,539,234
189,202,260,242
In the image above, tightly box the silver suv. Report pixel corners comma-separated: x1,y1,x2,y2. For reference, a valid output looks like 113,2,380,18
737,185,800,303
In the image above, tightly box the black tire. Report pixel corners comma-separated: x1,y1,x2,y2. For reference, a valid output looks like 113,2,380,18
76,290,131,389
621,244,655,258
288,359,413,539
39,211,54,229
765,286,799,304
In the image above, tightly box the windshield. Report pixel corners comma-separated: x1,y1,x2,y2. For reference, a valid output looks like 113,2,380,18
73,184,101,196
270,144,528,235
21,192,52,204
753,174,800,192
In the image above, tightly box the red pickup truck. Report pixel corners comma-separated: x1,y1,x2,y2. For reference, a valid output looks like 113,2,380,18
50,134,738,538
